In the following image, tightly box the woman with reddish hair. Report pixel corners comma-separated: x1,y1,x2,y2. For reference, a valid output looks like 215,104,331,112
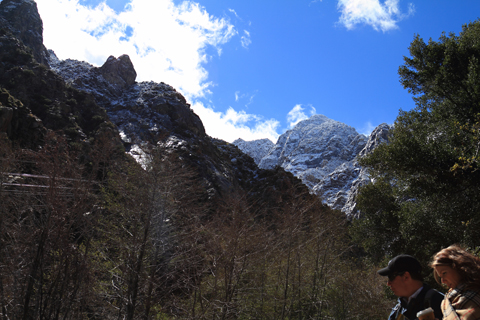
431,245,480,320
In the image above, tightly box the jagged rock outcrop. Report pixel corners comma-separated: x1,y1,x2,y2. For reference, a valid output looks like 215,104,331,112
0,0,49,65
48,51,206,143
259,115,367,174
99,55,137,91
235,117,392,217
358,122,391,158
47,50,244,199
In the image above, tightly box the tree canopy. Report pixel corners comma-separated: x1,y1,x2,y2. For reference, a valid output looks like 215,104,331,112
352,20,480,264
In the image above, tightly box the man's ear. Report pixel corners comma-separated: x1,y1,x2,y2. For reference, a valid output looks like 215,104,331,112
403,271,411,280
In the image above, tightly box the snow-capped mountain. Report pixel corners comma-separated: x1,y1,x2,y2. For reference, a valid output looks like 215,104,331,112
234,116,391,217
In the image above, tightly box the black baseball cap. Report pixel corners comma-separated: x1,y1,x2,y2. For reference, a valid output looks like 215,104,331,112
377,255,422,276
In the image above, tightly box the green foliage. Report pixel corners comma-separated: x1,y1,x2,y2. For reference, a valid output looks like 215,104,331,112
399,21,480,173
350,177,403,261
352,20,480,264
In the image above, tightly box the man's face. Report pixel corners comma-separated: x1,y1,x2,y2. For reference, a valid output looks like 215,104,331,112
387,272,410,298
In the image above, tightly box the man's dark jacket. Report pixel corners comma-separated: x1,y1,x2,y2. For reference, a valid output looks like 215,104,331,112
388,284,444,320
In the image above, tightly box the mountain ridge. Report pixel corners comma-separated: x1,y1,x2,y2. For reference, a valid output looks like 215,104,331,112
0,0,391,218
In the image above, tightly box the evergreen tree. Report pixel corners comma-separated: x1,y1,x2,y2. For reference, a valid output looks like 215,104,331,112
352,20,480,262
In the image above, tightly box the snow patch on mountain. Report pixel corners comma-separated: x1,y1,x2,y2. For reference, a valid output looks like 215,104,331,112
233,138,274,164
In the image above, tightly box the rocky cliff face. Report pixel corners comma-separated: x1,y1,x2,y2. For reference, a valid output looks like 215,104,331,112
48,51,206,147
47,50,245,200
0,0,120,152
234,116,392,217
0,0,49,65
0,0,321,211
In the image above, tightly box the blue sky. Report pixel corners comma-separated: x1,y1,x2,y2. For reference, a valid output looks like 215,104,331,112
27,0,480,142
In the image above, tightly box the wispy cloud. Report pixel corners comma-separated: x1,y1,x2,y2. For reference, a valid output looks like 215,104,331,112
228,8,240,19
287,104,316,128
337,0,414,32
241,30,251,48
234,90,256,107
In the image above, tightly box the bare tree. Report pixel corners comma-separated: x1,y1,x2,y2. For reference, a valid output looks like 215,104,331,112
0,132,99,319
95,145,205,320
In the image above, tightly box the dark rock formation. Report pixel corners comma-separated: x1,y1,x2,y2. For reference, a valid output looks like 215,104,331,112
0,87,45,146
0,0,122,152
99,55,137,90
0,0,49,65
48,51,206,143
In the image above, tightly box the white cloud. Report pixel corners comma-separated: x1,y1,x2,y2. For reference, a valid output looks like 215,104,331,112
35,0,237,99
191,102,280,143
337,0,414,32
287,104,316,128
33,0,278,142
241,30,251,48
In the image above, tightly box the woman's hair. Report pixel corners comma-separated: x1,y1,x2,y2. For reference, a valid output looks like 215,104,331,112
430,244,480,288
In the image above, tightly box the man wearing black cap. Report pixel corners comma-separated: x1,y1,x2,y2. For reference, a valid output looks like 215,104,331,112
378,255,444,320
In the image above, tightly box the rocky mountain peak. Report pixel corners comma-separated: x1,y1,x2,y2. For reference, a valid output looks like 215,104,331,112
234,117,392,217
0,0,49,65
358,122,390,157
99,54,137,90
259,114,366,174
